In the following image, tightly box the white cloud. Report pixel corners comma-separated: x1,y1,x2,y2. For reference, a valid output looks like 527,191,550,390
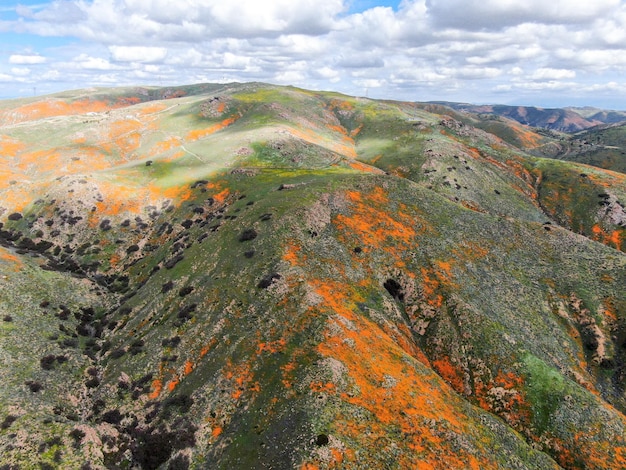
530,68,576,80
425,0,621,30
11,67,31,76
1,0,626,107
9,54,46,64
109,46,168,63
68,54,117,70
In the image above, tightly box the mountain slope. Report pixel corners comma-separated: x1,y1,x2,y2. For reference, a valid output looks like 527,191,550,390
0,83,625,469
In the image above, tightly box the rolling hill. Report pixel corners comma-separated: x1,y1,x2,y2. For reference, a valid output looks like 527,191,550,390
0,83,625,469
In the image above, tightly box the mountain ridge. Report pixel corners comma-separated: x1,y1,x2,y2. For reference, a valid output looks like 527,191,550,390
0,82,625,469
429,101,626,133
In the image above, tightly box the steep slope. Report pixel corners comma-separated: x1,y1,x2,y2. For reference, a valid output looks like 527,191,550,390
547,123,626,174
0,83,625,469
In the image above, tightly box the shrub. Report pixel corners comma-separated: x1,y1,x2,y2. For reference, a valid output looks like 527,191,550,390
40,355,57,370
1,415,17,429
238,229,257,242
110,348,126,359
25,381,43,393
69,428,85,448
85,377,100,388
164,254,184,270
101,409,123,425
178,286,194,297
257,273,281,289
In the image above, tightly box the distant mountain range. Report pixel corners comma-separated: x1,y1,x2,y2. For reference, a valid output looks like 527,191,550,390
432,101,626,132
0,83,624,469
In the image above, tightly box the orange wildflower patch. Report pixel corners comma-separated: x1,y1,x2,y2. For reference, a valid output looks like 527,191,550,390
288,126,357,158
350,124,363,137
139,103,167,115
312,280,501,468
283,241,303,266
167,376,180,392
432,357,465,394
300,463,320,470
224,360,260,401
327,99,354,112
347,160,385,174
186,115,239,141
150,136,181,157
0,135,25,157
149,378,163,399
0,187,33,212
109,119,142,156
310,381,336,393
334,187,416,251
0,98,119,125
327,124,348,136
511,125,543,148
256,338,287,355
460,200,486,213
473,370,531,430
0,247,23,270
420,267,445,309
590,224,624,251
200,338,218,358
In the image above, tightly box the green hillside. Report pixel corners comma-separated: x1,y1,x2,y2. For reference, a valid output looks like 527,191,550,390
0,83,625,469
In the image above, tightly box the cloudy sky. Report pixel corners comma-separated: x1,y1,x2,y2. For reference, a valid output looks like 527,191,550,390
1,0,626,108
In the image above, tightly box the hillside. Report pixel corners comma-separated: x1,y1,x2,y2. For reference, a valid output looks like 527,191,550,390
0,83,625,469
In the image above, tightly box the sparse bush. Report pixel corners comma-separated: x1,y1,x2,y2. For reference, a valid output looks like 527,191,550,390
238,228,257,241
25,380,43,392
1,415,17,429
40,354,57,370
7,212,22,221
178,286,193,297
164,254,184,270
130,339,145,355
162,336,181,348
110,348,126,359
101,409,123,425
69,428,85,448
176,304,197,322
257,273,281,289
85,377,100,388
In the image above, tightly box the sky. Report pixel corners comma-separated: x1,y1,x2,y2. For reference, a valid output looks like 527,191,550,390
1,0,626,109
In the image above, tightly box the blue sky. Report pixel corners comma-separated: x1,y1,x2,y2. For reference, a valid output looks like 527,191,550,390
1,0,626,109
